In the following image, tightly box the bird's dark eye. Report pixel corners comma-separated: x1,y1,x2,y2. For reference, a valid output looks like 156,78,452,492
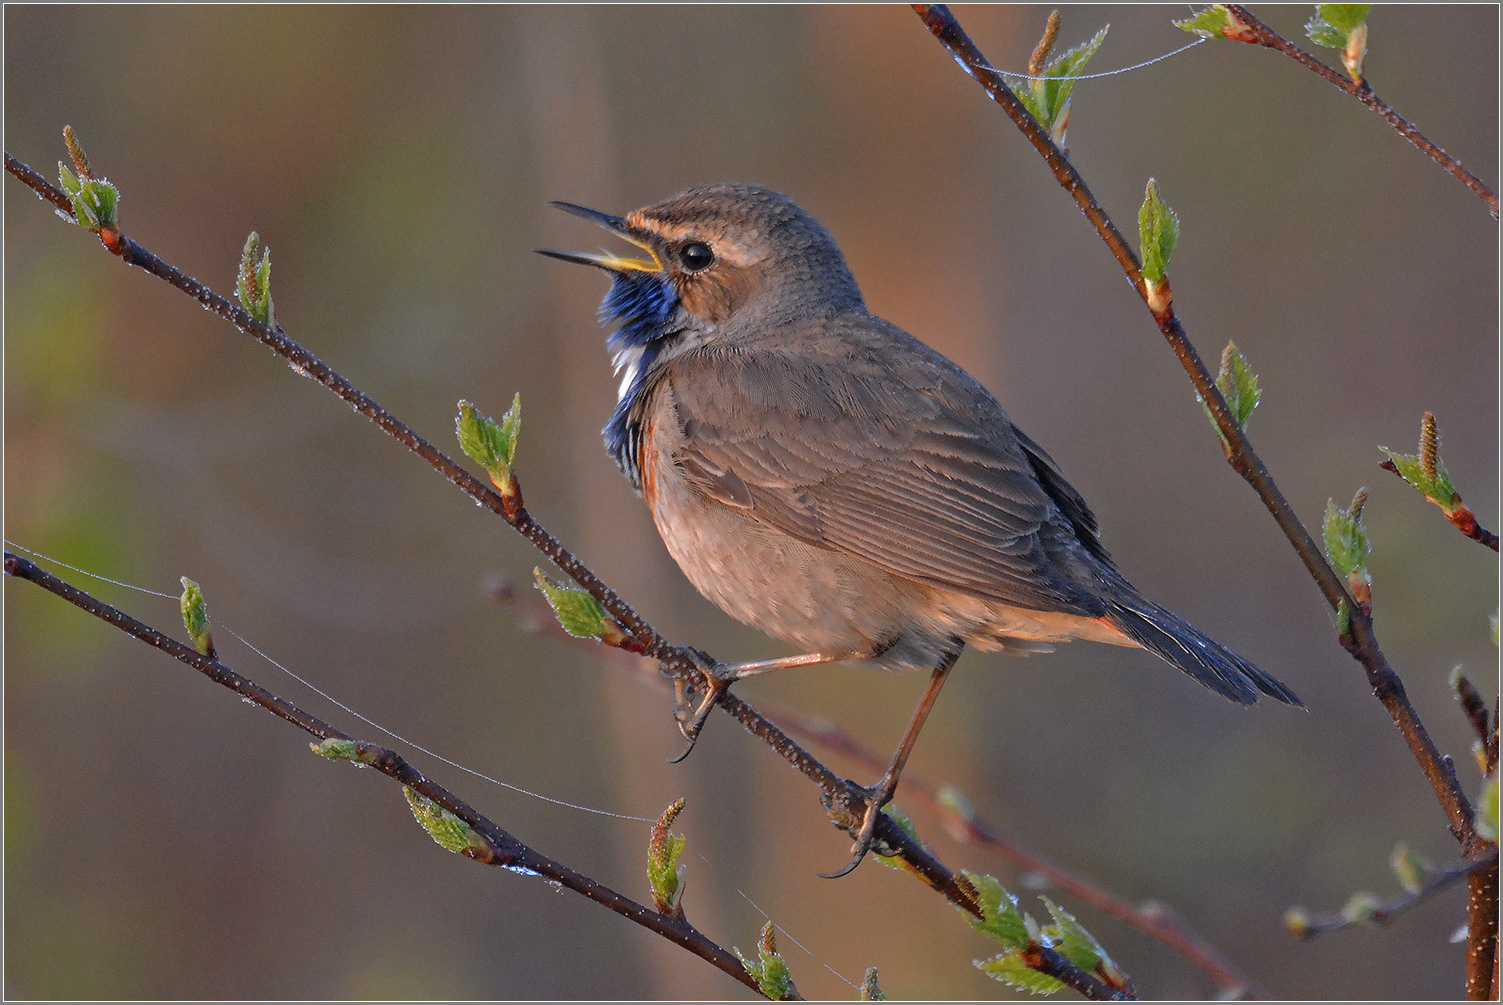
678,242,714,272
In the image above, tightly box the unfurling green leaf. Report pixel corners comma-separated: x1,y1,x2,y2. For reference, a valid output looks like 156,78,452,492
58,163,82,197
456,395,521,496
958,871,1030,948
178,576,214,657
1040,897,1125,988
976,950,1065,995
1173,5,1239,37
56,127,119,232
404,787,488,855
1477,775,1499,843
236,232,274,325
1379,412,1461,517
533,568,613,640
1324,490,1372,619
1389,841,1429,895
1199,340,1260,436
1306,4,1371,45
1004,18,1108,148
859,967,888,1001
1323,498,1370,579
736,921,798,1000
1306,4,1371,81
647,797,687,918
1137,179,1179,314
310,737,362,762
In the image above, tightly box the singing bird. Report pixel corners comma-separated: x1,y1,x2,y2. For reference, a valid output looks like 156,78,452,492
540,183,1300,875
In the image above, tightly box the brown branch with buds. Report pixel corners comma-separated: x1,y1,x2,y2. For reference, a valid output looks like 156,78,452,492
2,552,768,998
911,4,1496,997
1286,848,1499,940
1379,412,1499,552
6,142,1137,1001
1218,5,1498,216
491,575,1257,998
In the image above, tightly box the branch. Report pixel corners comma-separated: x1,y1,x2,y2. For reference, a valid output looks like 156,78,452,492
911,2,1479,853
2,552,769,998
492,576,1253,997
3,149,1008,961
1288,848,1499,939
774,714,1258,999
1453,673,1500,777
1221,5,1499,216
1378,458,1500,551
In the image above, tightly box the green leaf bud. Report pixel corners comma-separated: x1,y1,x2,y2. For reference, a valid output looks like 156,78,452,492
178,576,214,657
736,921,798,1000
403,787,489,856
455,395,521,499
1138,178,1180,310
647,797,687,918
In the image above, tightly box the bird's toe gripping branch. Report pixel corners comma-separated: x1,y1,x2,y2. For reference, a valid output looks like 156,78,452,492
668,648,736,762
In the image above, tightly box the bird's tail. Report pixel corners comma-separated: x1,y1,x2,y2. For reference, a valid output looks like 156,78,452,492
1102,577,1303,708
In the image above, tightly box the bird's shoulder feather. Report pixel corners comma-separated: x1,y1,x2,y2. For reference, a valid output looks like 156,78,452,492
648,316,1108,615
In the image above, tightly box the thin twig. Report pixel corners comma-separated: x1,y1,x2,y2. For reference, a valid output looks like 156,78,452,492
1221,5,1499,216
1289,848,1499,939
2,552,770,998
1377,460,1500,551
773,714,1260,999
493,578,1251,997
1453,674,1499,776
911,0,1478,849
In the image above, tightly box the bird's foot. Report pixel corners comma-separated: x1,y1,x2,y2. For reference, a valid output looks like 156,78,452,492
819,779,897,879
668,648,735,763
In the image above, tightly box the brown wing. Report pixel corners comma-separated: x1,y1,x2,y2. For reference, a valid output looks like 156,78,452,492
658,322,1108,616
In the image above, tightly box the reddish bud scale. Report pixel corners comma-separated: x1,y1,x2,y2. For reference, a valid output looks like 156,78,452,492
1220,14,1258,44
1144,277,1172,316
491,473,523,518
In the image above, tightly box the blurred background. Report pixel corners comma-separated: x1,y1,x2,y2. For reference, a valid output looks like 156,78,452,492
5,5,1497,999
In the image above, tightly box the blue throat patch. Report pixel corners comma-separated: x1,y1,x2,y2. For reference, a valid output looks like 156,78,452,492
599,273,680,488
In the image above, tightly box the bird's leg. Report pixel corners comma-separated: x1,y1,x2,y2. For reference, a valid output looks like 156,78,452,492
669,645,891,761
821,644,963,879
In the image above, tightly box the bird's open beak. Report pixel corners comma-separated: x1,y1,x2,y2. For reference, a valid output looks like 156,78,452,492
536,201,663,274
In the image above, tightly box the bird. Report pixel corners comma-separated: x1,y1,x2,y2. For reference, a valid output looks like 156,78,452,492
539,182,1301,876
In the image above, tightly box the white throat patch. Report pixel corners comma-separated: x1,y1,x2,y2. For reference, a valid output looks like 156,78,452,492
612,346,644,401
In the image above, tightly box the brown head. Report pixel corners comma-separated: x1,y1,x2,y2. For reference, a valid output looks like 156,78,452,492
539,183,865,329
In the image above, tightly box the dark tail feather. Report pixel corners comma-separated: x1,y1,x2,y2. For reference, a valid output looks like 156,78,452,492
1104,585,1303,708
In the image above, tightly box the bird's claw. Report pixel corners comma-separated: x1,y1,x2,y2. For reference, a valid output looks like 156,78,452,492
668,651,733,762
819,786,887,879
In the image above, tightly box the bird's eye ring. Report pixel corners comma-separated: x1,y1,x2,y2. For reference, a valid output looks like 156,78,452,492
678,242,714,272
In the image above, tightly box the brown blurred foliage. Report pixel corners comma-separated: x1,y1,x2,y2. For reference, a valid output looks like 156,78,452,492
5,6,1497,999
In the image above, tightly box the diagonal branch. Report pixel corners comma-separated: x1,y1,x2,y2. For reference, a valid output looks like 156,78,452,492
912,0,1477,850
0,148,1142,992
1290,847,1499,939
912,7,1497,997
2,552,770,998
1221,5,1499,216
776,713,1259,999
1,148,964,901
492,577,1257,997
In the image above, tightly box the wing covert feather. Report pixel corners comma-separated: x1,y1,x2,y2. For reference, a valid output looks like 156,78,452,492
661,334,1105,615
